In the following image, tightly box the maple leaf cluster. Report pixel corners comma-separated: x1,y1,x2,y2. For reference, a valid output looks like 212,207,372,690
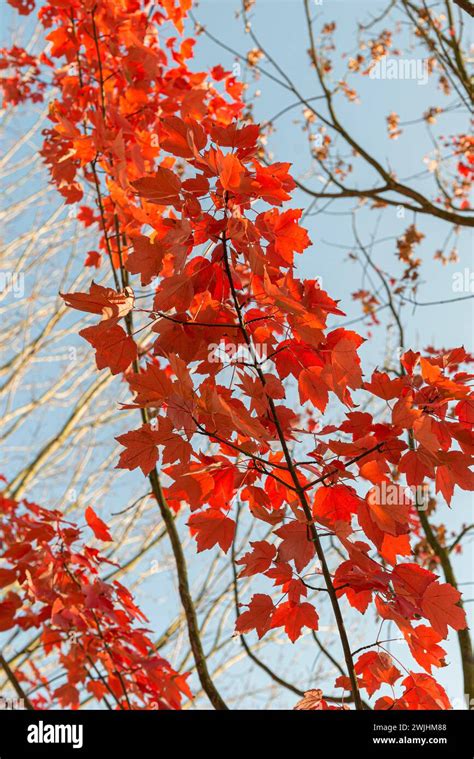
2,0,472,710
0,491,191,709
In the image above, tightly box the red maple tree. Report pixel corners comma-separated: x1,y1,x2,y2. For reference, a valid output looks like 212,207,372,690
0,0,472,711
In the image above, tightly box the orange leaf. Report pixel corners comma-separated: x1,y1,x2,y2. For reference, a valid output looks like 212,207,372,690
217,152,245,192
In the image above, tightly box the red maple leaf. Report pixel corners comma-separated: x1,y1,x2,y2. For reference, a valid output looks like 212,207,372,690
235,593,275,639
80,320,137,375
313,484,362,527
127,236,165,286
61,282,134,318
116,424,162,475
274,520,315,572
85,506,113,542
131,167,182,206
354,651,401,696
270,600,319,643
404,625,446,673
188,509,235,553
421,581,467,638
237,540,276,577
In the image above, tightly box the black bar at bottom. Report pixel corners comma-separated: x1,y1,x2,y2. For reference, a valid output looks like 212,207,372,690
0,708,472,757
